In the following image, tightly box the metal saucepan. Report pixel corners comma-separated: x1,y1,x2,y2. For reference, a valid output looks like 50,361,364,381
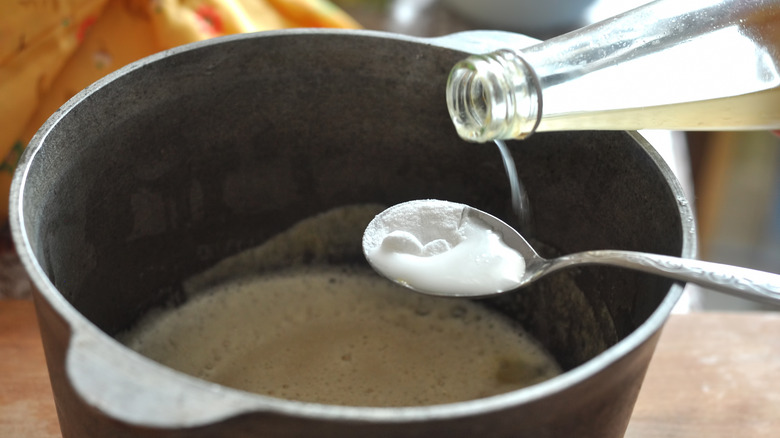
10,29,693,437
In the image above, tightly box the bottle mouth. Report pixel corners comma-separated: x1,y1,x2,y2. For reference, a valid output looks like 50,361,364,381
446,50,542,143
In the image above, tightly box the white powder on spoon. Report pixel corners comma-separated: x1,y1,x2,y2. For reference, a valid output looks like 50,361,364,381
363,199,526,295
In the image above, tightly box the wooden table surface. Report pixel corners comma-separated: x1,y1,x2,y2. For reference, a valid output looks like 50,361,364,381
1,299,779,437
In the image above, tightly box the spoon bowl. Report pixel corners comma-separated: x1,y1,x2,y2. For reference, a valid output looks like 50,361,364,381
365,200,780,306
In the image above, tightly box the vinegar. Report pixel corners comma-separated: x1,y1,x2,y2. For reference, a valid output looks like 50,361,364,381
447,0,780,142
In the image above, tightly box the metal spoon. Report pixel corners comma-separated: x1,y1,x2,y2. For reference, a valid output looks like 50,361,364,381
365,201,780,306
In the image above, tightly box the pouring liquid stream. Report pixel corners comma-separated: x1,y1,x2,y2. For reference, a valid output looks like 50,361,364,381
495,139,531,234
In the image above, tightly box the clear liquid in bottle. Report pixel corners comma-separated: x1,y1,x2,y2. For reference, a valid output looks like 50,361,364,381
447,0,780,142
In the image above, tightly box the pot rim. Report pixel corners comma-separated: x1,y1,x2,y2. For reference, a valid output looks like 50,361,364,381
8,28,695,427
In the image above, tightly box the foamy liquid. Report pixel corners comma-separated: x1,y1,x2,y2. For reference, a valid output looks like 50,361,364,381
120,265,560,407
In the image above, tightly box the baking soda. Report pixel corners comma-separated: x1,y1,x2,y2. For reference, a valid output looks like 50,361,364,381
363,200,526,295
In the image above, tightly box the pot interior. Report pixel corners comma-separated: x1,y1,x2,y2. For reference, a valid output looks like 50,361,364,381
18,31,685,375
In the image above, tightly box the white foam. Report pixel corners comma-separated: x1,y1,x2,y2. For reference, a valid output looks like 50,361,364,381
120,265,560,407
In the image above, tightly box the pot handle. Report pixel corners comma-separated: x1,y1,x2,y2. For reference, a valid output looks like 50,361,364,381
66,323,265,428
427,30,540,55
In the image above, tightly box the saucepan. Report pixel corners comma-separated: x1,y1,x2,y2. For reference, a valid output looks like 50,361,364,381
10,29,693,437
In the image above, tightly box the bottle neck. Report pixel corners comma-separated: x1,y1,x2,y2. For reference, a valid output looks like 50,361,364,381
447,0,780,143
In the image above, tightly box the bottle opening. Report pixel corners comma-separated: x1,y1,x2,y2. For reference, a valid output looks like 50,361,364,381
446,59,494,142
446,50,541,143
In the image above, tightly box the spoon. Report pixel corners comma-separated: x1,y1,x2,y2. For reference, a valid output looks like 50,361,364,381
363,200,780,306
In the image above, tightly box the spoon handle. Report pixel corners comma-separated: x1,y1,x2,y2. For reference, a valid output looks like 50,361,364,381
559,250,780,306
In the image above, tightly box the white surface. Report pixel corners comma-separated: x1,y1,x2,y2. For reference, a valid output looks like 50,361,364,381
440,0,598,33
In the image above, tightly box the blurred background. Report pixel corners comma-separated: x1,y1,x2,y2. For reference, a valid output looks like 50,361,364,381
2,0,779,311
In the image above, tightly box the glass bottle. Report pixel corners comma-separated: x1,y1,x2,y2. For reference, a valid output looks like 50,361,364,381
446,0,780,142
